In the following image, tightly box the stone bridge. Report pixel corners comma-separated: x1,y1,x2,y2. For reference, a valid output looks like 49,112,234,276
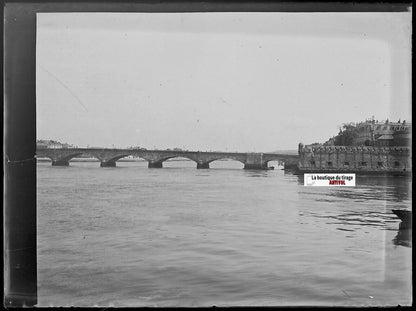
36,148,298,169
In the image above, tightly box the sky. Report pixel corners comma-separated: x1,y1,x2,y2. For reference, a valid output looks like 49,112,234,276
36,12,412,151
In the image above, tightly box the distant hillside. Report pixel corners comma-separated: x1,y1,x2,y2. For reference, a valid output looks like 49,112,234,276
37,139,75,149
268,150,298,155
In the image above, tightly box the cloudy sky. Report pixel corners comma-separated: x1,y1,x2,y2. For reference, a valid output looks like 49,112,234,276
36,12,411,151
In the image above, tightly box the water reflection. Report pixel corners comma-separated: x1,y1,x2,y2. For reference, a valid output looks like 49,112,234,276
358,176,412,202
392,209,412,248
243,170,271,178
393,228,412,248
297,174,412,249
296,174,304,185
297,175,411,202
38,161,413,306
304,210,398,229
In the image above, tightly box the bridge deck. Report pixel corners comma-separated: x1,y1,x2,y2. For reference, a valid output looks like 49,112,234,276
36,148,299,169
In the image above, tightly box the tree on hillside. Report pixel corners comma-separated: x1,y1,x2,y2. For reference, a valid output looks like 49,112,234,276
333,123,359,146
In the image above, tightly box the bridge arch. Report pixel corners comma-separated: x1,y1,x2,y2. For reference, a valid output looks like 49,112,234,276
264,159,284,169
98,154,133,167
263,158,283,164
156,154,198,163
145,154,199,168
263,154,299,171
206,157,245,165
204,157,246,169
161,156,199,168
36,151,84,166
52,153,84,162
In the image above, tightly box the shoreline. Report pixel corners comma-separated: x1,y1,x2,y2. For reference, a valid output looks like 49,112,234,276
36,158,249,163
293,169,412,177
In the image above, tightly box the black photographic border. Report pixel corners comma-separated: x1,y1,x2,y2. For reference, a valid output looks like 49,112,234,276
3,1,411,307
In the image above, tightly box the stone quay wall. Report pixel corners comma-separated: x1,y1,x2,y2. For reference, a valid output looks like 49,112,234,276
297,143,411,173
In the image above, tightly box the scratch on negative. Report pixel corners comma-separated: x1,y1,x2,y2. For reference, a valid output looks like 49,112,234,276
7,246,36,252
5,155,35,163
39,65,88,112
342,290,352,299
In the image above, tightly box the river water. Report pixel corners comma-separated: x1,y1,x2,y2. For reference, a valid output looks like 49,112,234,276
37,160,412,307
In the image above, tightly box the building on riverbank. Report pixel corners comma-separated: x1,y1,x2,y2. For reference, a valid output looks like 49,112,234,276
324,118,411,147
297,144,411,175
37,139,75,149
296,118,412,175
